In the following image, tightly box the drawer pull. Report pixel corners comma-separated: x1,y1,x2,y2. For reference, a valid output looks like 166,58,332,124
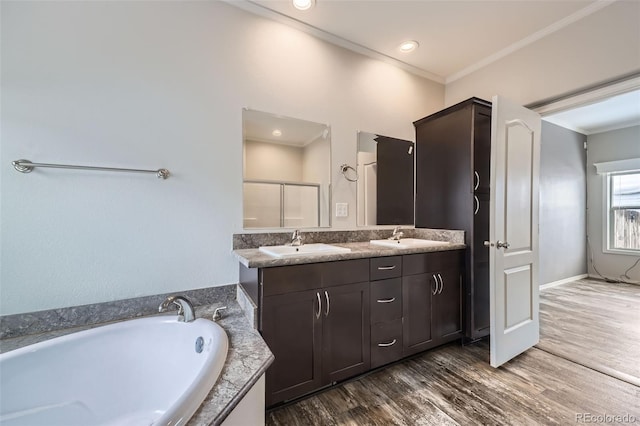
377,339,397,347
376,297,396,303
377,265,396,271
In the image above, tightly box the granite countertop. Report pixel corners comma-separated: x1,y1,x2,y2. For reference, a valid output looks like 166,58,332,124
0,301,274,426
233,240,466,268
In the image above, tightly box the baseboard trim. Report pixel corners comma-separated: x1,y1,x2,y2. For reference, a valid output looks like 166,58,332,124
540,274,589,291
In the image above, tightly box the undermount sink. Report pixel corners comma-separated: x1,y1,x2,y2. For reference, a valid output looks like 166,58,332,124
370,238,451,249
259,243,351,258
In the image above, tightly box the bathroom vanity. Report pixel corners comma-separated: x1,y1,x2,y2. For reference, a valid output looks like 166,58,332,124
234,233,465,407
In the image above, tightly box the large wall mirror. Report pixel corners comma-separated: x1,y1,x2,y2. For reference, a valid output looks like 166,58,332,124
357,131,414,226
243,109,331,229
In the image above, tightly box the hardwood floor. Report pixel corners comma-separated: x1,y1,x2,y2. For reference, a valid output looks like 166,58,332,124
267,279,640,425
538,278,640,385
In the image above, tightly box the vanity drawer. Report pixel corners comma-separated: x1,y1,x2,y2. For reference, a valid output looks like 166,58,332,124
370,278,402,323
322,259,369,287
370,256,402,280
261,264,321,296
371,320,403,368
403,250,462,276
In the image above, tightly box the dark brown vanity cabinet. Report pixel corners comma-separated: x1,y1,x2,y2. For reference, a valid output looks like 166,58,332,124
239,249,463,407
402,251,463,356
259,260,370,406
414,97,492,340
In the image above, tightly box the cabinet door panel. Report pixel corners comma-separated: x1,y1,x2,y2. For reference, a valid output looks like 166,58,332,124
415,105,473,231
402,274,434,356
473,193,490,264
263,289,322,405
435,269,462,340
472,261,491,337
322,282,370,384
473,107,492,194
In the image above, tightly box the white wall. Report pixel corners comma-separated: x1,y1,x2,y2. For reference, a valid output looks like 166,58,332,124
244,140,303,182
1,1,443,315
586,125,640,282
445,1,640,106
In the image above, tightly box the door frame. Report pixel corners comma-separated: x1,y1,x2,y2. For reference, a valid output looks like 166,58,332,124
530,75,640,119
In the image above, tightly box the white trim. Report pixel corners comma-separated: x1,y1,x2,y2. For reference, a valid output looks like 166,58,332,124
534,76,640,116
446,0,616,84
601,172,640,255
540,274,588,290
223,0,445,84
594,158,640,174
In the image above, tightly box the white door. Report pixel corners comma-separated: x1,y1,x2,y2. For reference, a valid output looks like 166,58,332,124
489,95,541,368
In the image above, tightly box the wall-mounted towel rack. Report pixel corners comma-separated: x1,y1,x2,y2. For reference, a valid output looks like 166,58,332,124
11,159,170,179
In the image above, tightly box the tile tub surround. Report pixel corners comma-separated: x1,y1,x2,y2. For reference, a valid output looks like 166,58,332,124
233,229,466,269
232,228,464,250
0,298,274,426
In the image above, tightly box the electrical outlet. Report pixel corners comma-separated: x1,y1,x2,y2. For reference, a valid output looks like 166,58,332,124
335,203,348,218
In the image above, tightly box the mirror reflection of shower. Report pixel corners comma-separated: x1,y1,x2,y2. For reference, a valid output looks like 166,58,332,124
356,131,414,226
242,109,332,229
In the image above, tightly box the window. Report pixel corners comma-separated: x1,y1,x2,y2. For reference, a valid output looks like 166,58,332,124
608,172,640,252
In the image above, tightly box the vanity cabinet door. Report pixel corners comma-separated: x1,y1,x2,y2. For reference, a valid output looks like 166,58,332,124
432,267,462,344
322,281,371,384
402,273,434,356
262,289,322,406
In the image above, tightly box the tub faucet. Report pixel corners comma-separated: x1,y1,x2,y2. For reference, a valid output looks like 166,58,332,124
290,229,303,247
389,226,404,241
159,295,196,322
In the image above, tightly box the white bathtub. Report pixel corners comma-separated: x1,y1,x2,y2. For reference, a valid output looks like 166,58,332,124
0,316,228,426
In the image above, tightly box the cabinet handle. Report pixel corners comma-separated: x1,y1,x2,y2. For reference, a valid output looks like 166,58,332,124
324,290,330,317
474,195,479,215
377,339,397,347
474,171,480,191
377,297,396,303
437,273,444,295
377,265,396,271
315,292,321,319
432,274,438,295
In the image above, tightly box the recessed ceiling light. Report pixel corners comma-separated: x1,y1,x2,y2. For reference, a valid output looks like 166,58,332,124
272,129,282,137
292,0,315,11
399,40,419,53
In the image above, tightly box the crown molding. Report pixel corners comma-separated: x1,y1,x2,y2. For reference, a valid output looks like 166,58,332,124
445,0,617,84
223,0,446,84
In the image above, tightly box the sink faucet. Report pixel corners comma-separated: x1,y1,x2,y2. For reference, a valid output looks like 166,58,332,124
389,226,404,241
290,229,303,247
159,295,196,322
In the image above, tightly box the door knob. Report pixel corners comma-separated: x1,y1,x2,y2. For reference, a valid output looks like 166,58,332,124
484,241,510,249
496,241,510,249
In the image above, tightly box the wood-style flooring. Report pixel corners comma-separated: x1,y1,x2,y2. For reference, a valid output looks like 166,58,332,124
267,279,640,425
538,278,640,385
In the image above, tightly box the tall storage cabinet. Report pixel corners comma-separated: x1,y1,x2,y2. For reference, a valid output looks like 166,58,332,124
414,97,492,340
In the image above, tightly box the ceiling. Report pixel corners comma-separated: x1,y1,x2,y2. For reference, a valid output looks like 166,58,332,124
231,0,639,135
237,0,606,83
543,89,640,135
243,109,329,147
